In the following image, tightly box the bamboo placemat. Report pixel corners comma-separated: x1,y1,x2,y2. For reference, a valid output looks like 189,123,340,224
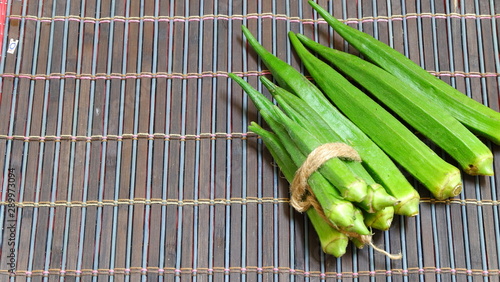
0,0,499,280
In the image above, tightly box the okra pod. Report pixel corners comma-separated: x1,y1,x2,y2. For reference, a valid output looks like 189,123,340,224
357,184,398,214
228,73,274,114
272,92,397,212
230,73,365,208
249,122,364,229
308,0,500,144
249,123,350,256
297,34,494,176
306,208,349,257
266,109,368,203
270,106,369,203
350,237,366,249
241,25,420,216
363,207,395,231
342,208,371,237
263,81,398,211
288,31,462,200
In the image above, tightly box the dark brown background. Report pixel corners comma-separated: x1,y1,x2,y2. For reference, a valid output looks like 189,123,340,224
0,0,499,280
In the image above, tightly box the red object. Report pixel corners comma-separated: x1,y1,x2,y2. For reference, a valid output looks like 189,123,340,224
0,0,7,56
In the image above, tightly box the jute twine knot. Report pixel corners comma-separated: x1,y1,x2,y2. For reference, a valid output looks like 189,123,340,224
290,142,361,213
289,142,402,260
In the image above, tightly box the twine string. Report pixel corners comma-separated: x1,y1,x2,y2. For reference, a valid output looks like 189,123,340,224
289,142,361,213
289,142,402,260
369,241,403,260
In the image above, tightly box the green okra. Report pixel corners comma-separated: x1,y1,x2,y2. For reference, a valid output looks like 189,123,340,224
249,123,350,256
276,99,419,216
363,206,395,231
241,25,420,216
342,207,371,237
255,116,371,236
306,207,349,257
248,122,358,230
262,80,414,215
308,0,500,145
272,93,370,183
350,237,366,249
297,34,494,176
357,184,398,214
288,31,462,200
228,73,275,114
230,73,366,205
271,92,397,212
270,106,368,203
241,25,308,95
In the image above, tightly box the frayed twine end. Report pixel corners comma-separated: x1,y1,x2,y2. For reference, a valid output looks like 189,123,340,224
368,241,403,260
355,235,402,260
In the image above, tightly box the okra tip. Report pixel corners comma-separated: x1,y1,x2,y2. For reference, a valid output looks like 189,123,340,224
241,25,268,55
357,184,397,213
227,72,238,80
434,170,463,200
393,190,420,217
249,121,258,127
350,237,366,249
323,202,356,228
370,184,399,211
464,155,494,176
343,209,371,236
259,76,278,92
364,206,395,231
341,180,369,203
287,31,302,48
322,235,349,257
241,24,250,34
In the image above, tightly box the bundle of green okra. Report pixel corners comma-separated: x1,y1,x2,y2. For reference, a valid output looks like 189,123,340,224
229,1,500,257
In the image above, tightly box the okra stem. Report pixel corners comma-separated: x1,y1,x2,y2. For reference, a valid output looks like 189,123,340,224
357,184,398,214
306,208,349,257
363,207,395,231
342,208,371,236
